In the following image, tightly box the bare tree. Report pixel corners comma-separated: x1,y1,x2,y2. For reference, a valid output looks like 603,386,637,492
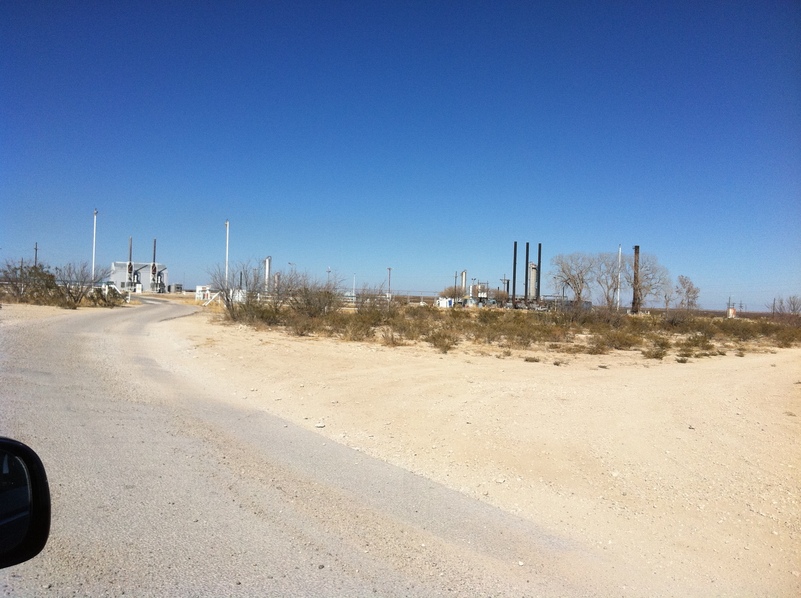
54,262,103,308
676,275,700,311
207,260,264,320
660,275,676,313
622,253,669,308
593,252,622,309
551,253,596,304
490,288,509,304
769,295,801,319
440,286,464,301
787,295,801,316
1,259,32,300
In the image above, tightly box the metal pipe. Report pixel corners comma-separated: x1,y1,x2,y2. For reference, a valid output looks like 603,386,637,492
151,238,157,288
91,209,98,281
127,237,133,287
224,220,229,289
524,242,530,303
512,241,517,306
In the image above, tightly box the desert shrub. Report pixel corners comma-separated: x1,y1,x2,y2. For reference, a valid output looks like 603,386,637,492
773,326,801,348
289,283,342,319
714,318,759,341
400,305,439,340
693,318,717,338
340,314,375,341
679,332,714,352
254,303,283,325
626,314,659,335
642,346,667,360
1,262,62,306
642,336,671,360
426,327,460,353
381,327,403,347
662,310,693,331
594,329,641,350
585,338,610,354
477,309,502,326
590,308,626,328
86,287,125,308
285,313,316,336
493,311,545,349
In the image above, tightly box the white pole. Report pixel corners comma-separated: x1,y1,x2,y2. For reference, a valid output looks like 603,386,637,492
91,209,98,282
224,219,229,288
616,244,622,311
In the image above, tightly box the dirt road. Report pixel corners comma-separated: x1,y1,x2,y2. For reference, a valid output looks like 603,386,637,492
2,300,799,596
1,301,606,596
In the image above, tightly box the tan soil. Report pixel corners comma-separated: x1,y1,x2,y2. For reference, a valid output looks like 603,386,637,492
4,302,800,595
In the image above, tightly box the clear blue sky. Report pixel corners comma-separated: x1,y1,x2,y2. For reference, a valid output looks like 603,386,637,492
2,1,799,310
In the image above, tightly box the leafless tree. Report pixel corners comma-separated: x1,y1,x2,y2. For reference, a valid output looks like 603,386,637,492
207,260,264,320
593,252,622,309
787,295,801,315
622,253,669,308
490,288,509,304
550,253,596,304
769,295,801,319
660,275,676,313
53,262,106,308
676,275,700,311
440,286,464,301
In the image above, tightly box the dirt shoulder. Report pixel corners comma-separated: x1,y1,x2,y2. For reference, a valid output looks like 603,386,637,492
151,307,801,597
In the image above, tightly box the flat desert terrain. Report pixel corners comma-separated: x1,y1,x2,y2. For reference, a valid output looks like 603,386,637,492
4,302,800,595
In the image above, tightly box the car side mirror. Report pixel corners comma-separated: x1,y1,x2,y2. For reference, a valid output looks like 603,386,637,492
0,437,51,569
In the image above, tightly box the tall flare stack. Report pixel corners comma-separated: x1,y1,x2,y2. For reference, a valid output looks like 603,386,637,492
631,245,642,314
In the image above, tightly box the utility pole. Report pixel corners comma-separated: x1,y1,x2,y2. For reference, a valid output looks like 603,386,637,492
34,242,38,267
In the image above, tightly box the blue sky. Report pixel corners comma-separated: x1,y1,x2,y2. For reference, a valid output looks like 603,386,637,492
2,1,799,310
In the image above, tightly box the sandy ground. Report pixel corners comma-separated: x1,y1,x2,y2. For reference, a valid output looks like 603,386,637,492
4,302,800,595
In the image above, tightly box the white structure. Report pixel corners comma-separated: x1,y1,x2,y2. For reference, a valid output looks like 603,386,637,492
527,262,539,299
109,261,168,293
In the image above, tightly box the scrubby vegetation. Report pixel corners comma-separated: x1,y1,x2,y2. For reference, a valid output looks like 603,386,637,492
0,260,123,309
209,278,801,358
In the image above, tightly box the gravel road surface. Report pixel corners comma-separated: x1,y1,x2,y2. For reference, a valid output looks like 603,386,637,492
0,301,612,597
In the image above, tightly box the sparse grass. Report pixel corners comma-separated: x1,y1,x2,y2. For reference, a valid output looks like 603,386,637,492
215,300,801,358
